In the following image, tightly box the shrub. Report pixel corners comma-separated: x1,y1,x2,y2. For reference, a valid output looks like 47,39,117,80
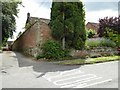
36,54,45,60
98,16,120,37
100,38,116,47
41,40,69,60
104,28,120,46
86,38,116,48
86,29,96,38
86,38,100,48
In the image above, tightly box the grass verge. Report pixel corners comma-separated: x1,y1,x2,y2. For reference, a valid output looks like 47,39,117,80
58,56,120,65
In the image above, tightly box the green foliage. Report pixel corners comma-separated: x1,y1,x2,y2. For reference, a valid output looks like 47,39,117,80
104,28,120,46
36,54,45,60
0,45,1,50
41,40,69,60
86,38,116,48
50,2,86,50
2,1,21,44
98,16,120,37
59,56,120,65
86,29,96,38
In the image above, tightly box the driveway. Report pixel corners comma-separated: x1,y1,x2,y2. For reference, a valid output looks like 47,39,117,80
1,51,119,88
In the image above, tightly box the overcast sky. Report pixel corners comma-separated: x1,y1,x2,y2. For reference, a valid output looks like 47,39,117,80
9,0,119,40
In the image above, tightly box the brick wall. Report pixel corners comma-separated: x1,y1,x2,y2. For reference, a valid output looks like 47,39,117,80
86,22,99,32
12,17,52,57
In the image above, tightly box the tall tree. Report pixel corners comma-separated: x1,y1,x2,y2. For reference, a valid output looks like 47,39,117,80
50,1,86,50
1,0,21,45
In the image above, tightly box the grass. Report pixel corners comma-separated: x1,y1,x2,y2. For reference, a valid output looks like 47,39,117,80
58,56,120,65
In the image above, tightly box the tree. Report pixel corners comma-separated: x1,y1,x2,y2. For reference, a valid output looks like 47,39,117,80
1,1,21,45
98,16,120,37
98,16,120,46
50,1,86,50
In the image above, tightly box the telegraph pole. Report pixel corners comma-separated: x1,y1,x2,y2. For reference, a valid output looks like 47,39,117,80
62,1,65,50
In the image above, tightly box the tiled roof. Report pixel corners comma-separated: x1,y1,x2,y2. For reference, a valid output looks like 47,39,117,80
86,22,99,28
29,17,50,24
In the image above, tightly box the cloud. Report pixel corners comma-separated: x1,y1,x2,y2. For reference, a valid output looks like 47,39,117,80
85,9,118,23
13,0,51,39
84,2,118,12
84,0,119,2
119,1,120,14
10,0,119,41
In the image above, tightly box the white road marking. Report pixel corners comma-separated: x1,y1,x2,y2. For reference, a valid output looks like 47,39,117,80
61,83,87,88
42,69,112,88
43,70,83,82
60,76,102,88
60,69,83,75
54,74,96,85
75,79,112,88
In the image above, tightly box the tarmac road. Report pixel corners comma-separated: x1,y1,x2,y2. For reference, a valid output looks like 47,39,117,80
0,51,119,88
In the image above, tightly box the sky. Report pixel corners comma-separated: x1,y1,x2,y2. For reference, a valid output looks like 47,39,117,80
8,0,119,41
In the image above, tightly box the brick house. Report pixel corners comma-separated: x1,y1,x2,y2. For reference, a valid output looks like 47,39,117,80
86,22,99,32
86,22,99,38
12,15,52,57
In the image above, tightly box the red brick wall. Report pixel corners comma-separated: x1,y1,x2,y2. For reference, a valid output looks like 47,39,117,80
40,22,52,44
23,26,36,48
12,24,36,52
86,24,97,31
12,18,52,57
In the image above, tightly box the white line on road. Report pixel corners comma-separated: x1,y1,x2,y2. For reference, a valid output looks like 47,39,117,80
43,70,84,82
60,76,102,88
60,69,83,75
75,79,112,88
61,83,87,88
54,74,96,85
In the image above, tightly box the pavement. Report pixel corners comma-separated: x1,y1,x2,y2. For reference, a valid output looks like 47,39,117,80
0,51,119,88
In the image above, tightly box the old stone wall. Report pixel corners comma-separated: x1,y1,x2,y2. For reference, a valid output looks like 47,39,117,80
12,17,52,57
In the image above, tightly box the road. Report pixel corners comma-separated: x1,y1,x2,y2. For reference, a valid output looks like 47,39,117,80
0,51,119,88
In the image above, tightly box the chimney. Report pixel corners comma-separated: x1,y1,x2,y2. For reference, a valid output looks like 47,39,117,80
26,12,30,25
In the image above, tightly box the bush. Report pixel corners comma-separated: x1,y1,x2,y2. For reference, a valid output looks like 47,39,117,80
41,40,69,60
86,39,100,48
86,29,96,38
86,38,116,48
36,54,45,60
104,28,120,46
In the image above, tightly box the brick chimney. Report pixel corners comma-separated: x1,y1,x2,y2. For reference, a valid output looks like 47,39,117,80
26,12,30,25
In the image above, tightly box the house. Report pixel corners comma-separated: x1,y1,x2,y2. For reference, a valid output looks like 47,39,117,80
86,22,99,32
12,13,52,57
